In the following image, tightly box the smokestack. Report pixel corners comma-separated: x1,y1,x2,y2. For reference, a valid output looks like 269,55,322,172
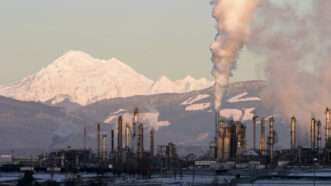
111,129,114,154
150,128,155,157
97,123,101,159
137,123,144,159
317,120,322,150
326,108,331,145
259,118,266,155
118,116,123,152
252,115,258,151
83,127,87,150
310,118,316,149
268,117,275,162
290,116,297,149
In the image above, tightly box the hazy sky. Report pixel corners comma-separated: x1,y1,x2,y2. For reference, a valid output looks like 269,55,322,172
0,0,308,84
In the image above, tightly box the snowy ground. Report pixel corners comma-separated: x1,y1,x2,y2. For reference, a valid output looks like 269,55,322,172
239,180,331,186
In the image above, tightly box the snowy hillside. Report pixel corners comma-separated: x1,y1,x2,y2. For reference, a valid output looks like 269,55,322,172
0,80,294,154
73,80,290,148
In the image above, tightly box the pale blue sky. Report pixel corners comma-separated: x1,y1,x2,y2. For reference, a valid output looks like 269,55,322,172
0,0,310,84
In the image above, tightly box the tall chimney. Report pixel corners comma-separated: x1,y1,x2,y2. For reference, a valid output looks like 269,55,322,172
317,120,322,150
310,118,316,149
326,108,331,145
150,128,155,157
97,123,101,159
259,118,266,155
252,115,258,151
290,116,297,149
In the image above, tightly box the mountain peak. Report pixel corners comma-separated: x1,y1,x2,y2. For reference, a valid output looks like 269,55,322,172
53,50,94,66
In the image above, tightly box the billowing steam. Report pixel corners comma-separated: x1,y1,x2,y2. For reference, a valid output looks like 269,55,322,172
245,0,331,143
210,0,259,113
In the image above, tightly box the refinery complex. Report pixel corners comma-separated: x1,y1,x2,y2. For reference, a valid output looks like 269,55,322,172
1,107,331,185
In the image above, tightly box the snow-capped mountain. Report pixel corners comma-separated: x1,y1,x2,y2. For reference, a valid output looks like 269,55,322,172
0,51,212,105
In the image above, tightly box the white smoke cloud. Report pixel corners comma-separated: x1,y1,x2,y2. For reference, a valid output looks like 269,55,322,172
210,0,260,112
245,0,331,144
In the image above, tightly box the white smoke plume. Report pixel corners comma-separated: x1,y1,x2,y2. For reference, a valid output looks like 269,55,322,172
246,0,331,144
210,0,260,113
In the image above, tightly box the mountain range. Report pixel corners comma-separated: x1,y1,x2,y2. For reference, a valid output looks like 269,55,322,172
0,51,212,105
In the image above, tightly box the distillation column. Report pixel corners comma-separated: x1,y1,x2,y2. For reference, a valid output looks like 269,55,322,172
217,119,226,161
317,120,322,150
111,129,115,154
150,128,155,157
118,116,123,160
268,117,275,162
101,134,107,160
97,123,101,159
132,108,139,153
259,118,266,155
310,118,316,149
290,116,297,149
326,108,331,145
137,123,144,159
252,115,258,151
